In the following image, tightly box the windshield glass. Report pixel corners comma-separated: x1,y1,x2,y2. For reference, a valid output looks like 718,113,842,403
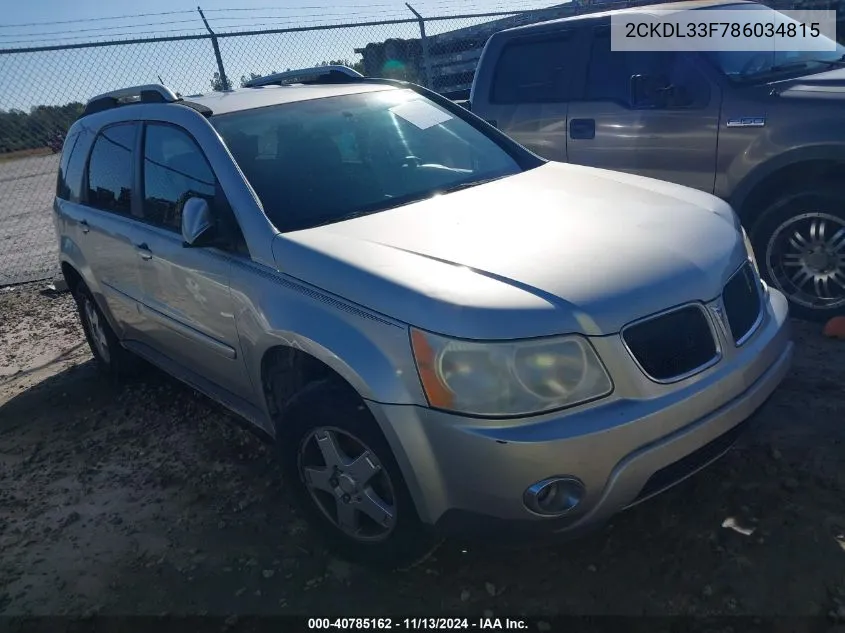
703,6,845,82
212,89,524,232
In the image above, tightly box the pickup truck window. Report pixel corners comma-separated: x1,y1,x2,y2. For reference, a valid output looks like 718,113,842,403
491,34,577,104
212,89,524,233
586,33,709,109
702,6,845,82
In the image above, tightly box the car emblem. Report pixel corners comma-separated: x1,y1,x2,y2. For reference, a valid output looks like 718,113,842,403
711,304,728,334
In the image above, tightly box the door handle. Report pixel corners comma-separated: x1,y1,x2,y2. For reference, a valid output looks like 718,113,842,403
79,219,90,234
135,243,153,260
569,118,596,140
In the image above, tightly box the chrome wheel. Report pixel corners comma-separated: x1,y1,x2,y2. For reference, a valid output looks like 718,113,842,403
83,296,111,363
297,427,397,542
765,212,845,311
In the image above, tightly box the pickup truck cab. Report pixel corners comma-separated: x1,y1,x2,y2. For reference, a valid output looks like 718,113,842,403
469,0,845,321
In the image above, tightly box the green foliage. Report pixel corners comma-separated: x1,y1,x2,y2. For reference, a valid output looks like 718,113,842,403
217,59,367,90
0,102,84,154
318,58,366,75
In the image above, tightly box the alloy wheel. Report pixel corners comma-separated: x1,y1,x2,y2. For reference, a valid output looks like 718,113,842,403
83,296,111,363
297,426,397,542
765,212,845,311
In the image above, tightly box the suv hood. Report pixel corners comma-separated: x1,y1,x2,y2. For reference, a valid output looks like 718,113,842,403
272,162,747,339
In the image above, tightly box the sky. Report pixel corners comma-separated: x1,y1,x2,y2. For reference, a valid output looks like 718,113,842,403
0,0,563,111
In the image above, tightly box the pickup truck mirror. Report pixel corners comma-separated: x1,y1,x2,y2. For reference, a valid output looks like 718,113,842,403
181,197,214,247
629,73,672,109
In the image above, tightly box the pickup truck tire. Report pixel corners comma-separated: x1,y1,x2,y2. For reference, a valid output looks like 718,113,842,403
72,280,137,380
277,379,441,570
749,186,845,322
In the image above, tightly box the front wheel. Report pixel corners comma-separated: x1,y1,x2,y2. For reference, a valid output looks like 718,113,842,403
276,379,440,570
749,187,845,322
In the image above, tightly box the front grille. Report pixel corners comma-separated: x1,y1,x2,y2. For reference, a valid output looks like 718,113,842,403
723,262,762,345
622,306,718,382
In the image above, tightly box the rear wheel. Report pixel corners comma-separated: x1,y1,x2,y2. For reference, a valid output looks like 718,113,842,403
276,379,440,569
73,281,137,379
749,187,845,322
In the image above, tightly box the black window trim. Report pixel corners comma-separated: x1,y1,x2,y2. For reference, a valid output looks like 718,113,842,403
82,121,140,216
489,29,577,105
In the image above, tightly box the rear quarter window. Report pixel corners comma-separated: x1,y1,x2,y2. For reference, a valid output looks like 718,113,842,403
55,131,80,200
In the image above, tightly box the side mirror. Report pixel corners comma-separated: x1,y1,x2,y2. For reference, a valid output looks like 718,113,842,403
181,197,213,247
630,73,672,109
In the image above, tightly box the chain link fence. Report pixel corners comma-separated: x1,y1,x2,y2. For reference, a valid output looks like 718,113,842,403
1,0,842,286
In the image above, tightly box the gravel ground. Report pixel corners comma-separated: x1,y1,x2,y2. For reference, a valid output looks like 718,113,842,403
1,282,844,621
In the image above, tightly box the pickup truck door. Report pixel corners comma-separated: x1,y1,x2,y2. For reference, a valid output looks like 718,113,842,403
567,27,721,193
483,29,585,163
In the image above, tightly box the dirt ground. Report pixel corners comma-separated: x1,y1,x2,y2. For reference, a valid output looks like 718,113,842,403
1,282,844,622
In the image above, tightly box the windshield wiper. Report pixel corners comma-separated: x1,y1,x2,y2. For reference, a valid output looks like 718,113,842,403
437,176,507,194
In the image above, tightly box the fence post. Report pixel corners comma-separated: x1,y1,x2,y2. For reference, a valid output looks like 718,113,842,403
197,6,230,91
406,3,433,88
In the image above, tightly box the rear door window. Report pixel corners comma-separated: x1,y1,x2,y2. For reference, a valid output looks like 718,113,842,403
86,123,137,215
491,32,578,104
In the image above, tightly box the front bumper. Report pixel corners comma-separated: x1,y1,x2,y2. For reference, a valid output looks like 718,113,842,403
370,287,793,539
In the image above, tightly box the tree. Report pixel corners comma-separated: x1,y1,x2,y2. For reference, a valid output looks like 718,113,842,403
318,58,365,75
210,71,229,91
240,72,262,87
0,102,84,154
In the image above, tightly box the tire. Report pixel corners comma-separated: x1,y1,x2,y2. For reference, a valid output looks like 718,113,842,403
276,379,440,570
748,186,845,322
73,281,137,380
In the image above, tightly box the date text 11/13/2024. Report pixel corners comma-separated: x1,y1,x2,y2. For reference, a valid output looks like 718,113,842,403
307,618,530,630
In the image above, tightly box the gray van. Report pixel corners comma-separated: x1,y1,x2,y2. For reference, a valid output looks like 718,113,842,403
469,0,845,321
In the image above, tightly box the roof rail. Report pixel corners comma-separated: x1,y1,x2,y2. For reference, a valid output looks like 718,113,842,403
83,84,179,116
243,65,363,88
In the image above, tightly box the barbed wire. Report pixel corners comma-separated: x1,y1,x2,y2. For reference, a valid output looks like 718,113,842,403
0,1,559,48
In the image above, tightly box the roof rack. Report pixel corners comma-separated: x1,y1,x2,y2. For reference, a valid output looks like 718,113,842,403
82,84,179,116
243,65,363,88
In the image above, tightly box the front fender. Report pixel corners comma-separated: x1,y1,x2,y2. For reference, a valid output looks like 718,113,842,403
229,260,427,427
724,139,845,212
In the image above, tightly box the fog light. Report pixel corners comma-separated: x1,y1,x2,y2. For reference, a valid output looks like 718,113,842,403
523,477,585,516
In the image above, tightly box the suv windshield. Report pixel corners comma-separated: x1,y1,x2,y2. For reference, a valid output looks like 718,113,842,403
703,6,845,83
212,89,524,232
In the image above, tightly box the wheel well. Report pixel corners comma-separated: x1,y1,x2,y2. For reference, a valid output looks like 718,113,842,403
738,160,845,225
261,346,361,431
61,262,82,293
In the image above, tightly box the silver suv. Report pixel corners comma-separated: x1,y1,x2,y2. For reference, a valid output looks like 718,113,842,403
55,66,793,568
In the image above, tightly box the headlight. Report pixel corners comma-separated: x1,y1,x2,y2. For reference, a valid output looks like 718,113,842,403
742,227,760,277
410,329,613,417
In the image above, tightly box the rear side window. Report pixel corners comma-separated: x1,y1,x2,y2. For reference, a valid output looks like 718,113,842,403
63,130,89,203
86,123,137,215
141,123,216,232
491,33,577,104
56,131,80,200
